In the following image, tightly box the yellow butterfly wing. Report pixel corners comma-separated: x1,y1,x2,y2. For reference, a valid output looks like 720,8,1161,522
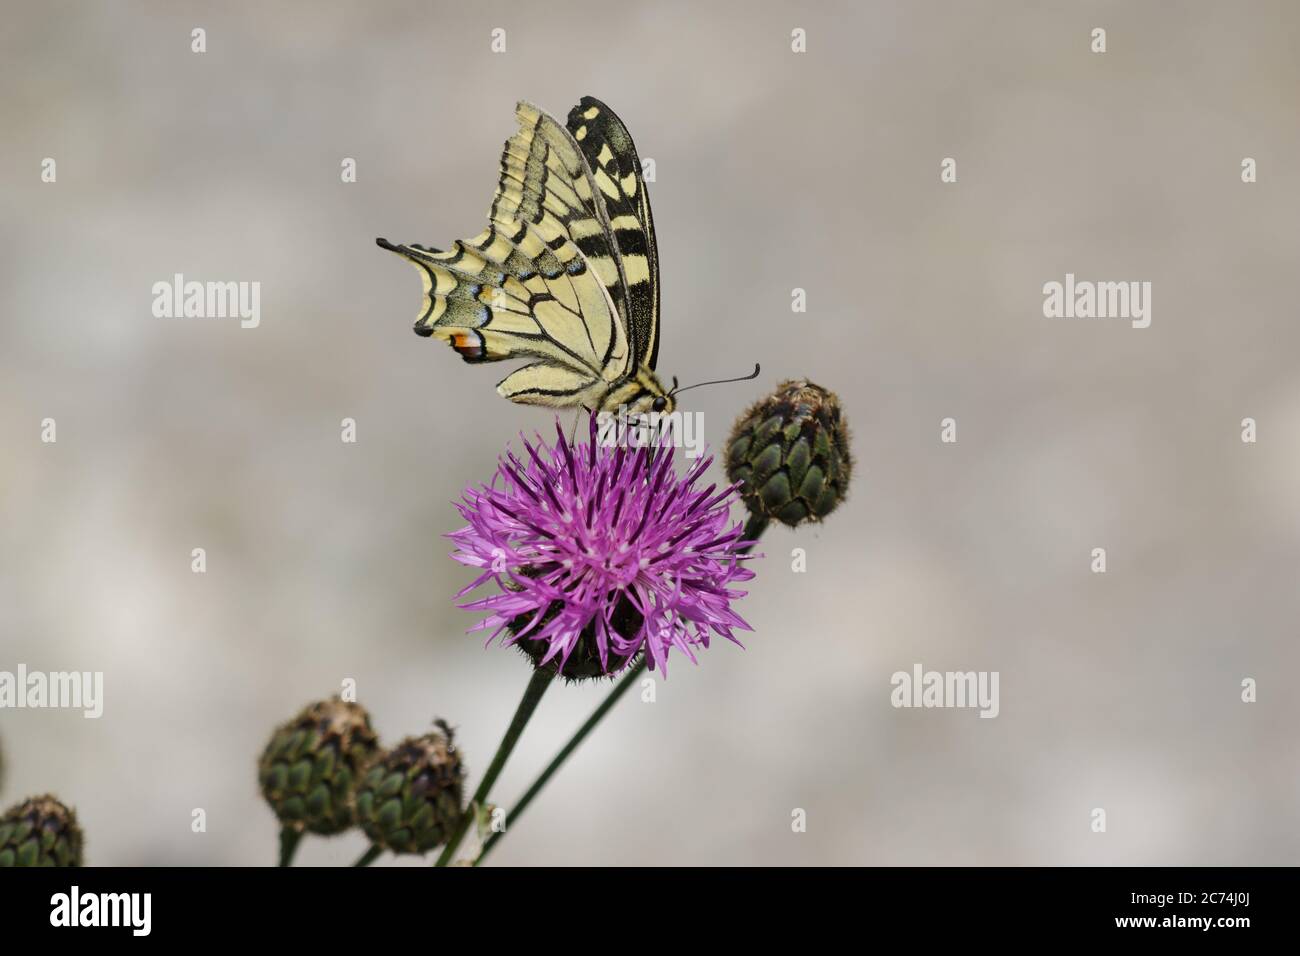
377,100,634,408
565,96,660,372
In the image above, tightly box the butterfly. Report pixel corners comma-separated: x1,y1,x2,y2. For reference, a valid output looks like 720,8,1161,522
378,97,675,416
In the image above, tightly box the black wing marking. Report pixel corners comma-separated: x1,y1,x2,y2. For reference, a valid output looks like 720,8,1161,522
565,96,661,371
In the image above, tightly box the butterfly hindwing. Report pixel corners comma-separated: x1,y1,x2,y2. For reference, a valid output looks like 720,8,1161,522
565,96,661,371
496,361,604,406
376,215,629,406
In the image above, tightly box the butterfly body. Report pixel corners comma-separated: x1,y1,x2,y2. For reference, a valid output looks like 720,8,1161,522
379,97,673,416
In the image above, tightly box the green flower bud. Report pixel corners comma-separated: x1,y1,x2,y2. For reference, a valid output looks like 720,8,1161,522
726,380,852,528
355,725,464,855
0,795,84,867
258,697,380,835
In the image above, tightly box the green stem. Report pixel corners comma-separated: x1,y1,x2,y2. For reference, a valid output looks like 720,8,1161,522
741,512,769,545
278,826,303,867
477,657,646,865
434,666,555,866
476,511,770,865
353,844,383,867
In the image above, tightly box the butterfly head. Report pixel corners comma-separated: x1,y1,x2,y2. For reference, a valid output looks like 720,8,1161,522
603,363,763,417
602,365,675,417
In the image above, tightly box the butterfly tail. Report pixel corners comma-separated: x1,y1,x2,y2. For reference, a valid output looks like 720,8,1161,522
375,234,524,363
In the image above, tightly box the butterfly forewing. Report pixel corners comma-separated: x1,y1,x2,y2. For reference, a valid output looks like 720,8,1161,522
565,96,661,371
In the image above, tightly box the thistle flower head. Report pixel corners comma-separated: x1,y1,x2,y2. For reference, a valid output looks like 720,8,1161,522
449,416,757,679
726,379,852,528
258,697,380,835
355,726,464,855
0,795,83,867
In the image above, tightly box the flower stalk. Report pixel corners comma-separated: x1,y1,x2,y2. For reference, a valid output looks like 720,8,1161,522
434,667,554,866
278,826,302,867
476,658,646,865
352,844,383,867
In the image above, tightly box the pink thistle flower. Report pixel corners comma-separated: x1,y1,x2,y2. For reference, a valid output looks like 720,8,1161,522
448,416,758,679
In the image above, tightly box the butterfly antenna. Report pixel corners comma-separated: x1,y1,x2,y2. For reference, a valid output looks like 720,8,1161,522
669,363,761,397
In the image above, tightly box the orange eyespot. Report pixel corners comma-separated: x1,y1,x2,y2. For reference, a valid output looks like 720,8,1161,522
448,331,485,362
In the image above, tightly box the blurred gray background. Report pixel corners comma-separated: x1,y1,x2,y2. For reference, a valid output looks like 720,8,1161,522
2,0,1298,865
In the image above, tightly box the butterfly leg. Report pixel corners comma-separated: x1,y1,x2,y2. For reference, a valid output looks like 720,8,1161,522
569,407,589,445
